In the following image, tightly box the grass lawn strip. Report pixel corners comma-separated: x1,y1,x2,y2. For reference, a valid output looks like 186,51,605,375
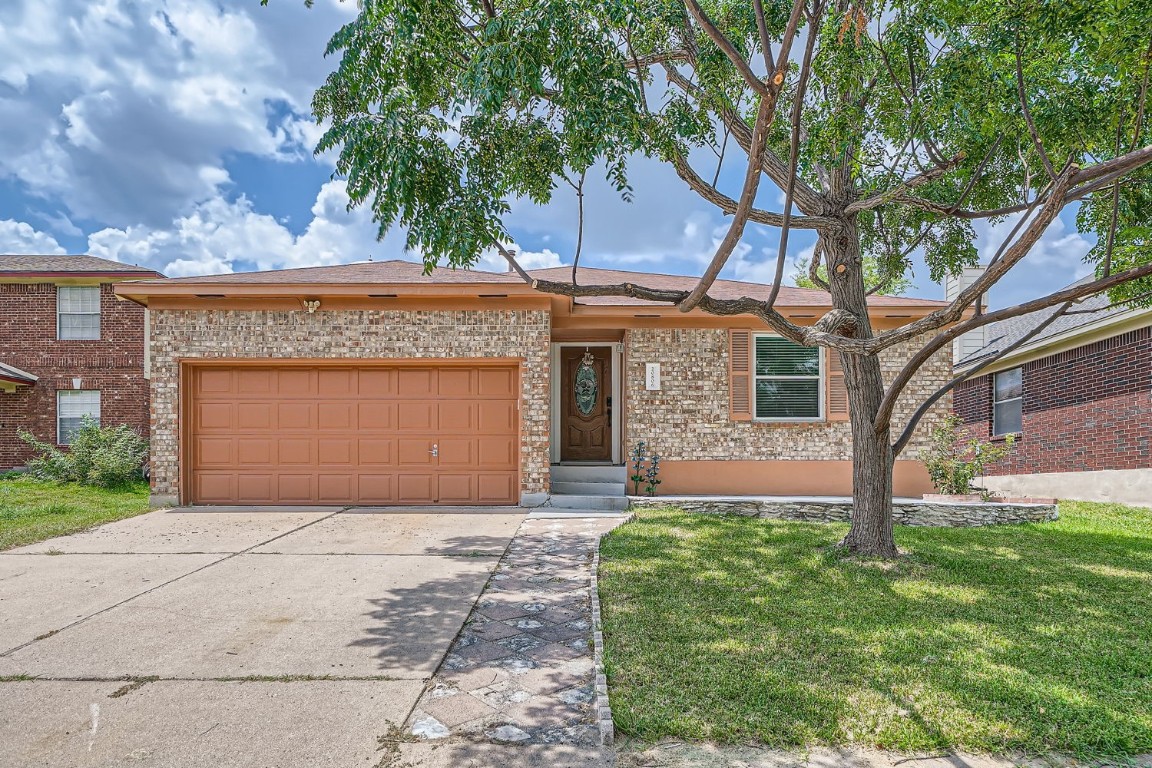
0,477,151,550
598,501,1152,757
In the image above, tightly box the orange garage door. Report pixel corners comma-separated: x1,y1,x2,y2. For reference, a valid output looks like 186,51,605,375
187,364,519,505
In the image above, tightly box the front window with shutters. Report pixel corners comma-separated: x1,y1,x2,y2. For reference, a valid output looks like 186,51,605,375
57,285,101,340
754,335,823,421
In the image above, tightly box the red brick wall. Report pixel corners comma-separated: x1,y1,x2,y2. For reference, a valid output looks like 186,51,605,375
955,325,1152,475
0,282,149,470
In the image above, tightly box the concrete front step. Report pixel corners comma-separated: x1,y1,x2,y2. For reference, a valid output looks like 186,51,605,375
550,465,628,484
545,494,630,511
526,509,631,519
550,481,626,497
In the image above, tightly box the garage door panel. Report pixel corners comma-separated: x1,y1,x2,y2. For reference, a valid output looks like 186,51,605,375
437,438,473,466
357,439,394,465
277,403,314,429
188,364,518,505
357,369,395,396
198,369,233,393
317,438,353,465
196,437,233,466
194,473,236,504
236,438,271,465
318,402,353,429
237,474,273,502
438,401,474,430
397,439,435,465
438,368,473,396
236,369,273,394
277,475,314,503
437,474,474,503
278,439,313,465
397,474,435,503
397,368,434,397
357,474,394,503
197,403,233,430
477,437,516,467
318,474,353,503
477,402,516,433
397,403,434,431
276,369,312,396
317,368,354,396
237,404,272,430
358,402,395,430
477,474,516,503
478,368,516,397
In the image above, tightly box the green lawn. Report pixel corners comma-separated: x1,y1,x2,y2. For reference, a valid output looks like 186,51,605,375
0,477,151,550
599,501,1152,757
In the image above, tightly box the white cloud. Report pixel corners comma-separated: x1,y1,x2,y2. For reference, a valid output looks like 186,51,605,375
973,211,1094,308
0,220,66,254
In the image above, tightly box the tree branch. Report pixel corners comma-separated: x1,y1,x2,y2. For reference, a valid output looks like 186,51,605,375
683,0,769,96
874,262,1152,437
1015,34,1058,181
844,151,967,214
890,299,1075,457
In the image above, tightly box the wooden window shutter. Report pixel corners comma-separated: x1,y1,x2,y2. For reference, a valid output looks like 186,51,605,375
728,329,753,421
826,347,849,421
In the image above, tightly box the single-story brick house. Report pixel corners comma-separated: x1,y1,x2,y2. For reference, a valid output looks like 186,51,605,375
114,261,954,507
1,255,162,471
955,276,1151,507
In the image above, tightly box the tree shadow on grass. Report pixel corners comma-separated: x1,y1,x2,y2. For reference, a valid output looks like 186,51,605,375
597,510,1152,756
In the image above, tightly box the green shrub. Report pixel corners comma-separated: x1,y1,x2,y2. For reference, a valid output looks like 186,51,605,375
920,414,1015,495
19,418,148,488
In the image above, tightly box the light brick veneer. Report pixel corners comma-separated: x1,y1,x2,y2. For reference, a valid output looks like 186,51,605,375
623,328,952,462
149,308,551,502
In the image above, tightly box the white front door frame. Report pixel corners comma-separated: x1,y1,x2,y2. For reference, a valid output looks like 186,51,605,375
550,342,622,465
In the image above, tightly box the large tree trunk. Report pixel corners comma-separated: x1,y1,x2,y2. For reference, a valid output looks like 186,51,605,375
824,219,899,557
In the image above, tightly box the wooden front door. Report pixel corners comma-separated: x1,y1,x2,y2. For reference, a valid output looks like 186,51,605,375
560,347,612,462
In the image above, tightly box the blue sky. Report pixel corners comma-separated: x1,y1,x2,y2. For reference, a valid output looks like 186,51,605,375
0,0,1096,308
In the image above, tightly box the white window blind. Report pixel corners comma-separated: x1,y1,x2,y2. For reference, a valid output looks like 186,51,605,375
58,390,100,445
754,336,823,420
993,368,1022,436
58,285,101,340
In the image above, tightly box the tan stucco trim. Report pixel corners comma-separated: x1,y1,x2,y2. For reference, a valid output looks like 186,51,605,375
651,459,934,497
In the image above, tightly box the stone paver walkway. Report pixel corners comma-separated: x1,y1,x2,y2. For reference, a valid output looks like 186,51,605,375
406,515,627,749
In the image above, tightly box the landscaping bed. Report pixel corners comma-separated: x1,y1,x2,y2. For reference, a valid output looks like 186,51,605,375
0,477,151,550
598,501,1152,757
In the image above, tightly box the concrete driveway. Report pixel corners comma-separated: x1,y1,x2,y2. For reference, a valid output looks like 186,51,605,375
0,506,523,767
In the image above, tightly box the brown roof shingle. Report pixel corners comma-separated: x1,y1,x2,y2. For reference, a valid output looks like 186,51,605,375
0,254,160,276
155,259,522,285
526,266,946,308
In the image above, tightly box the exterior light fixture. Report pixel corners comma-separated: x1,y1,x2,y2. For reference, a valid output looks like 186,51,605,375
303,299,321,314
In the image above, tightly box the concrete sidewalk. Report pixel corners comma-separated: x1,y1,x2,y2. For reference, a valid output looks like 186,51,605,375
0,507,523,767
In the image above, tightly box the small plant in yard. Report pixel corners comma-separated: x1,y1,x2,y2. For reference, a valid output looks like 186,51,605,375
644,453,661,497
920,414,1015,496
629,440,647,496
19,417,148,488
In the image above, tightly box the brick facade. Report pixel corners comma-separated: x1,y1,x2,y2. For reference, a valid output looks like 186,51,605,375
955,325,1152,475
623,328,953,461
147,308,552,502
0,283,150,470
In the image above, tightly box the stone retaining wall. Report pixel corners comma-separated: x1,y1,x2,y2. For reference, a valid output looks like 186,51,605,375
628,497,1059,527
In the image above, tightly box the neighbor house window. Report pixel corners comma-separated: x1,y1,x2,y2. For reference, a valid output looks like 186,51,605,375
57,285,101,340
993,368,1022,436
58,390,100,445
754,335,823,420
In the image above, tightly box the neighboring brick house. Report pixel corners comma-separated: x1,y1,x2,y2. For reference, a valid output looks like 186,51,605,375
954,276,1151,506
115,261,955,507
0,255,163,471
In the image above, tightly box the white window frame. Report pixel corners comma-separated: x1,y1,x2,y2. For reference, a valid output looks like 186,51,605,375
57,285,102,340
992,367,1023,437
57,390,101,445
753,334,825,422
